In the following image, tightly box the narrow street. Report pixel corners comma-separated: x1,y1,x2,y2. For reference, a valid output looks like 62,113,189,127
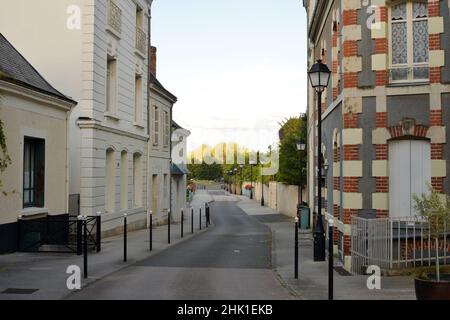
67,192,294,300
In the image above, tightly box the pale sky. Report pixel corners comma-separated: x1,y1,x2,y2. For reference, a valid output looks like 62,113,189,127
152,0,308,152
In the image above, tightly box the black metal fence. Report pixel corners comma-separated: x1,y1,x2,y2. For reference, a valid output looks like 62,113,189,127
18,214,100,254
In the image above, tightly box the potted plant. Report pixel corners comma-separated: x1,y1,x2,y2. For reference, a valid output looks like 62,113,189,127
413,184,450,300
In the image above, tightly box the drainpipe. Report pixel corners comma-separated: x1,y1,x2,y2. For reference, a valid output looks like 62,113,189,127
147,4,152,213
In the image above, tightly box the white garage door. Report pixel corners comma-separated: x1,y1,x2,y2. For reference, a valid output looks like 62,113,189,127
389,140,431,218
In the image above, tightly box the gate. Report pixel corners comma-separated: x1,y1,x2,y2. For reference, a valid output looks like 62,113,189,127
18,215,100,254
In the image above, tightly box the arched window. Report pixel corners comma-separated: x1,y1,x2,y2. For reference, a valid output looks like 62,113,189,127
389,0,428,82
105,148,115,213
120,150,128,210
133,153,142,208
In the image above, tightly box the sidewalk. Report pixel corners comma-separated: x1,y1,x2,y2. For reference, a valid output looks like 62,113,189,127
0,190,213,300
235,195,416,300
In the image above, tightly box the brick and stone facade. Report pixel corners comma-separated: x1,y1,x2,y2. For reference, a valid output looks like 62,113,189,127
304,0,450,270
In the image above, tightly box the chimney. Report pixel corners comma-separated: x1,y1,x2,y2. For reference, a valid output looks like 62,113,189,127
150,46,157,77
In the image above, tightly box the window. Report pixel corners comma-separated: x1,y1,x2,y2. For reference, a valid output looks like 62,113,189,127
120,151,128,210
153,106,159,146
105,148,115,213
390,1,428,82
106,56,118,114
163,111,169,147
389,139,430,217
133,153,142,208
134,75,143,124
23,137,45,208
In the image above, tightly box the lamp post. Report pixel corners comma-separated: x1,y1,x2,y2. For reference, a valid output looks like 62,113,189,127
296,140,306,205
308,59,331,262
260,162,264,207
233,167,238,195
249,159,256,200
239,164,244,195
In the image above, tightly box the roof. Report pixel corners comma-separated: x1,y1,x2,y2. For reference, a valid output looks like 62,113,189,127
0,33,76,104
149,72,177,102
171,163,189,176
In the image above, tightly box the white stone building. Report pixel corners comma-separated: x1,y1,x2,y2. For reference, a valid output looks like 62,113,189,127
0,0,152,235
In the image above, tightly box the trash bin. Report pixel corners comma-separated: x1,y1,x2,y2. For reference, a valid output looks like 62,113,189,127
300,206,310,229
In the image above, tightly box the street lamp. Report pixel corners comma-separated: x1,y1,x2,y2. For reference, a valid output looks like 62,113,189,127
296,139,306,205
233,167,238,195
308,59,331,262
239,164,244,195
249,159,256,200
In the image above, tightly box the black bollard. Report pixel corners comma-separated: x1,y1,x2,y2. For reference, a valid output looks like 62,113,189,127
181,209,184,238
328,219,334,300
123,214,127,262
77,216,83,256
295,217,298,279
83,217,88,278
168,210,171,244
96,211,101,252
199,208,202,230
205,203,208,228
149,212,153,251
191,208,194,234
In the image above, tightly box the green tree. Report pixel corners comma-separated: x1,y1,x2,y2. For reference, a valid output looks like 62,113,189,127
276,114,307,187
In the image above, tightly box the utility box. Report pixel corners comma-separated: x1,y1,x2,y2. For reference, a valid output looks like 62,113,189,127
300,206,310,229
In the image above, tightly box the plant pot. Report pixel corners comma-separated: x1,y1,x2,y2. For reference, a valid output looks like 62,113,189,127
415,274,450,300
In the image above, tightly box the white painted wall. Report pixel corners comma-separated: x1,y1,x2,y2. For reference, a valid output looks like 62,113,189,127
0,0,152,233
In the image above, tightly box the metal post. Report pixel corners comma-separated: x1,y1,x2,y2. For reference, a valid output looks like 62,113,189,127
328,218,334,300
149,212,153,251
250,164,253,199
96,211,101,252
17,215,22,251
77,216,83,255
168,210,171,244
314,90,326,261
295,216,299,279
205,203,208,228
181,209,184,238
83,216,88,279
199,208,202,230
123,213,127,262
191,208,194,234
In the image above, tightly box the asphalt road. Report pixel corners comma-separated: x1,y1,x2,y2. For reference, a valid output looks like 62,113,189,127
67,200,294,300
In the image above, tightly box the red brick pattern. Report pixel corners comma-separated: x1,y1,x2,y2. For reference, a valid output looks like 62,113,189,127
430,110,442,126
343,10,358,26
344,72,358,88
343,40,358,57
375,112,387,128
343,235,351,255
375,70,388,86
429,34,441,51
343,112,359,128
389,124,428,139
376,177,389,193
343,209,358,224
430,67,441,83
428,1,440,17
343,177,359,192
431,177,444,192
343,145,359,160
376,210,389,218
333,177,340,190
431,143,444,159
374,38,388,54
375,144,388,160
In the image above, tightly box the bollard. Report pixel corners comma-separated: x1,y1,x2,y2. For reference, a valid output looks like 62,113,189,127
295,216,299,279
17,215,22,251
123,213,127,262
199,208,202,230
181,209,184,238
191,208,194,234
168,210,171,244
205,203,208,228
77,216,83,256
149,211,153,251
328,218,334,300
78,215,88,279
96,211,101,252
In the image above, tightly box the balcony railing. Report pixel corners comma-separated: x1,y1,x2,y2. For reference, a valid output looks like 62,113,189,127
107,0,122,35
135,26,147,56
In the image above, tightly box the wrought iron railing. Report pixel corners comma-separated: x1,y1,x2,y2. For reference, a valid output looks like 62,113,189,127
107,0,122,35
136,26,147,56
